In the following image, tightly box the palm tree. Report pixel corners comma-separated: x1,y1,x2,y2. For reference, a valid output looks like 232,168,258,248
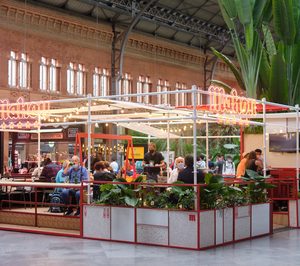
212,0,300,106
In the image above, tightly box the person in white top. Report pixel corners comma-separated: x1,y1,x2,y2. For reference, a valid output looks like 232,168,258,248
168,156,185,184
222,155,235,177
109,157,119,174
196,155,206,169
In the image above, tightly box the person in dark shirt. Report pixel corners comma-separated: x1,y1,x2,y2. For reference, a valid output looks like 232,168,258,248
143,142,164,181
93,161,116,201
178,155,205,184
40,158,61,182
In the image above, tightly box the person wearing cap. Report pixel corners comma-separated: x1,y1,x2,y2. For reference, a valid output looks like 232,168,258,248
236,152,249,178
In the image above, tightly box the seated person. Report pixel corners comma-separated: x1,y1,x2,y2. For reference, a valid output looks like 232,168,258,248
135,160,144,174
236,152,249,178
93,161,116,201
168,156,184,184
196,155,206,169
178,155,205,184
245,151,263,176
109,157,119,174
55,160,70,192
160,161,171,177
61,156,88,216
40,158,61,182
121,161,134,177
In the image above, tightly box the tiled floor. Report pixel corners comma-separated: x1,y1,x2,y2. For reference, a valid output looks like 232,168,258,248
0,229,300,266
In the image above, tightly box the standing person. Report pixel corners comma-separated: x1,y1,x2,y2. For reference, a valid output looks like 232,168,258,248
215,154,225,175
61,156,88,216
222,155,235,177
143,142,164,181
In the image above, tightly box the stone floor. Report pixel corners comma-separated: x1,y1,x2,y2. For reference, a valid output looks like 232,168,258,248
0,229,300,266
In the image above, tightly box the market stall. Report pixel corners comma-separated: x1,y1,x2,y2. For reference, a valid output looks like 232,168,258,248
0,86,299,248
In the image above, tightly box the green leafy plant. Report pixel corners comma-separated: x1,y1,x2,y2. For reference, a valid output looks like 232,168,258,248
242,169,276,203
200,173,225,209
143,181,196,210
200,173,250,210
96,177,143,207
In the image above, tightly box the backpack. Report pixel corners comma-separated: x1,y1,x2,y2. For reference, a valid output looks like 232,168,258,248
49,191,64,213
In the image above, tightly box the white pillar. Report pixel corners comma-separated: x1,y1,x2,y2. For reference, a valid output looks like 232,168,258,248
192,85,198,185
262,98,267,178
87,94,92,204
206,121,209,169
296,104,299,191
167,117,170,180
37,115,41,177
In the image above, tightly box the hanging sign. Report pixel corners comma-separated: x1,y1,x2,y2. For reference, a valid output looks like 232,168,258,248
208,86,257,115
208,86,256,126
0,97,50,129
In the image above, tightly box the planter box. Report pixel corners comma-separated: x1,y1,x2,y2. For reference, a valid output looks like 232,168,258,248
251,203,271,236
216,208,233,245
289,200,300,228
137,209,168,245
111,207,135,242
234,206,250,241
83,205,110,239
199,210,215,248
83,205,135,242
169,210,198,249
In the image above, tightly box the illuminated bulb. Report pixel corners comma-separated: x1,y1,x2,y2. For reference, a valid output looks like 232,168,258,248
121,109,124,114
190,125,192,129
105,123,108,127
95,123,99,128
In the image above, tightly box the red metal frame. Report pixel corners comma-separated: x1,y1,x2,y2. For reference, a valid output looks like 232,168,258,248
0,179,276,250
74,132,136,177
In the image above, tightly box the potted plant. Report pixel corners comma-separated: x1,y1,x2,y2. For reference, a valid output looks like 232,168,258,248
242,170,275,237
84,177,143,241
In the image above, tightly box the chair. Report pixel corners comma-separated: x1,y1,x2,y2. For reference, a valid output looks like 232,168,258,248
41,176,56,207
7,178,30,209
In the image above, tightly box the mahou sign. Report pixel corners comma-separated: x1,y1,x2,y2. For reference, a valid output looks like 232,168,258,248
209,86,257,115
0,97,50,129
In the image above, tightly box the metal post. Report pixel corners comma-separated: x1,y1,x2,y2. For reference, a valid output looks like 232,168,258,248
192,85,198,210
167,116,170,180
206,121,209,169
87,94,92,204
296,104,299,191
192,85,198,184
262,98,267,178
37,115,41,177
